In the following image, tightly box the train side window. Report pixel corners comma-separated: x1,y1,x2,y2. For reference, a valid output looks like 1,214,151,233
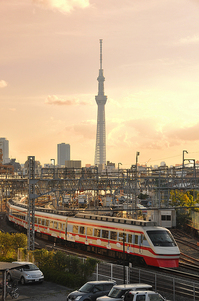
58,223,62,230
46,220,49,227
135,235,138,244
38,218,41,225
79,226,85,234
54,222,58,229
119,232,126,242
102,230,109,239
128,234,132,243
87,227,93,236
94,228,101,237
42,219,45,226
67,224,73,232
50,220,54,228
73,225,79,233
35,218,37,224
110,231,117,240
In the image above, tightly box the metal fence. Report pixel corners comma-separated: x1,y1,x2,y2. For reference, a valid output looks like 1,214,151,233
93,262,199,301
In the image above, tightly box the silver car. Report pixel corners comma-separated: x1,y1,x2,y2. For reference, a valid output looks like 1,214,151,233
7,261,44,285
96,284,153,301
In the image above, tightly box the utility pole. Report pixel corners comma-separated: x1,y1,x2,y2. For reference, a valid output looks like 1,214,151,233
135,152,140,218
27,156,36,251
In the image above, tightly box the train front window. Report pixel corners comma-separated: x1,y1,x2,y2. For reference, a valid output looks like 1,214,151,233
147,230,176,247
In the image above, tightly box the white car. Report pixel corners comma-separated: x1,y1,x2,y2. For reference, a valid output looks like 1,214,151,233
7,261,44,285
124,290,168,301
96,284,153,301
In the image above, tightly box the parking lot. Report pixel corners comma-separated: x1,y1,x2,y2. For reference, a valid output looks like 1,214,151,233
6,281,71,301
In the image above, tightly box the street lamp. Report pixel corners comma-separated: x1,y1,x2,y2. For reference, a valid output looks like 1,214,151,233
182,150,188,169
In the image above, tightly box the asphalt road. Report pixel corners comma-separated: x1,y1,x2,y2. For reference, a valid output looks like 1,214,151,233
5,281,72,301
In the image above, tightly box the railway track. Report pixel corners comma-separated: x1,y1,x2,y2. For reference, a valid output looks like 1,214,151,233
170,228,199,275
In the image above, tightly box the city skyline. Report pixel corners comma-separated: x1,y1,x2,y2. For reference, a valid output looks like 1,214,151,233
1,1,199,167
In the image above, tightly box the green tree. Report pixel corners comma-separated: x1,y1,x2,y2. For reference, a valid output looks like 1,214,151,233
0,232,12,257
12,233,27,253
0,232,27,259
170,190,197,229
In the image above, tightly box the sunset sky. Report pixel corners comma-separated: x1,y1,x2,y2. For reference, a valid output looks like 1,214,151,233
1,0,199,168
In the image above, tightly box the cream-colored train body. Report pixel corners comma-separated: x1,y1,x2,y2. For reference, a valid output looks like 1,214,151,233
7,201,67,240
7,200,180,268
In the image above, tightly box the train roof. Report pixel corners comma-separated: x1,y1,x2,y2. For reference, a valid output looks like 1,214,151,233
75,213,157,227
8,199,157,227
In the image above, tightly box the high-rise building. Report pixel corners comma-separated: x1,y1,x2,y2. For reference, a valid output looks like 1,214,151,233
0,138,9,164
57,143,70,166
94,39,107,166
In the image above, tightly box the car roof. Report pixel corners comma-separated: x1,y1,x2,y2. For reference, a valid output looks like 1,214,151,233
113,284,152,289
129,291,157,295
87,281,116,284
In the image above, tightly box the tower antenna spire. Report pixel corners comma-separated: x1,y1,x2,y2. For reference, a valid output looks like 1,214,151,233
100,39,103,69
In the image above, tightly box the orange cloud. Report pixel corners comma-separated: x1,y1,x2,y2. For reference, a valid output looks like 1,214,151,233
45,95,89,106
0,80,7,88
65,121,96,139
33,0,90,13
166,123,199,141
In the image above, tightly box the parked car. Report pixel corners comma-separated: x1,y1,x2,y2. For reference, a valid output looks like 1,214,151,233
67,281,116,301
96,284,153,301
7,261,44,285
124,290,167,301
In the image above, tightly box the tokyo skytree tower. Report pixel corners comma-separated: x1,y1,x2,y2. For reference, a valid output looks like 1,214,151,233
94,39,107,165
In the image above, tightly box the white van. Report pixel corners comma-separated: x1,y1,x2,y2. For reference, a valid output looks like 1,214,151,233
7,261,44,285
96,284,153,301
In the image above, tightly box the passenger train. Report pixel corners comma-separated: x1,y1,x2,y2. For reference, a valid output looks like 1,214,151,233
6,199,180,268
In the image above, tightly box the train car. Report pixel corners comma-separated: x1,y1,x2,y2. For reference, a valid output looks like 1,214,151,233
6,200,180,268
7,200,67,241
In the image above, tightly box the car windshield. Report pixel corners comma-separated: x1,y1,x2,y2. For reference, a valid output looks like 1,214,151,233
147,230,176,247
108,288,125,298
148,293,165,301
79,283,94,293
23,264,39,271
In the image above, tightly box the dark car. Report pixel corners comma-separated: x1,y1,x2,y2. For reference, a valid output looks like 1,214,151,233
67,281,116,301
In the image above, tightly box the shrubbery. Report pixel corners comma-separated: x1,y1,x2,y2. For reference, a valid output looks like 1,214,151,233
34,249,98,287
